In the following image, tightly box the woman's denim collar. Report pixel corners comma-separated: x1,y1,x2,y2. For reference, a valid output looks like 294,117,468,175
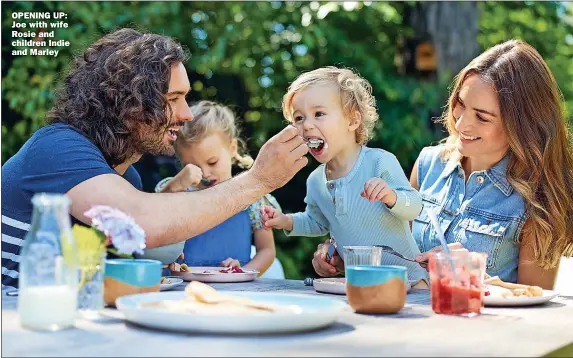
442,151,513,197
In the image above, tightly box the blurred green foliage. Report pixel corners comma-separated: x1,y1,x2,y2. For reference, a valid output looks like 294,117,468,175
477,1,573,118
2,1,572,279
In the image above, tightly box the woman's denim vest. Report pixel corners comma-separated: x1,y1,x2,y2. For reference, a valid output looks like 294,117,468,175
412,145,526,283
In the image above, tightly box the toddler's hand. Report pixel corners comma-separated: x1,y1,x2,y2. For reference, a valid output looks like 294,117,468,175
312,239,345,277
167,252,185,272
161,164,204,193
178,163,204,188
260,206,293,231
221,257,241,268
361,177,397,207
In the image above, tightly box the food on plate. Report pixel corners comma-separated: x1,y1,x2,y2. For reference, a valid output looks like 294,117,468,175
140,281,288,314
160,277,172,284
170,263,190,272
202,266,246,274
484,275,543,298
170,264,256,276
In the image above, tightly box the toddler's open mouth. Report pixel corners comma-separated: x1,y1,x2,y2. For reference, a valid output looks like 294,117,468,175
306,138,323,149
305,137,327,157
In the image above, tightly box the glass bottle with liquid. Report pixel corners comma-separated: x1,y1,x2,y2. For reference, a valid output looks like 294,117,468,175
18,193,79,331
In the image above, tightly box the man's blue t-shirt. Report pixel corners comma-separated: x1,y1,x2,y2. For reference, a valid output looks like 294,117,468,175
1,123,142,288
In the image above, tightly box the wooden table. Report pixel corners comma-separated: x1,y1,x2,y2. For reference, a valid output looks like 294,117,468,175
2,279,573,357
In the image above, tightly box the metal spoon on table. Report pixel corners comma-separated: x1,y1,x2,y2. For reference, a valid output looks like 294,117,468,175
374,245,422,263
327,236,423,265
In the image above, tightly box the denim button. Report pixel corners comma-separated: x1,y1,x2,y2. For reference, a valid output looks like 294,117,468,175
328,183,335,189
443,209,455,216
476,176,484,184
444,208,460,216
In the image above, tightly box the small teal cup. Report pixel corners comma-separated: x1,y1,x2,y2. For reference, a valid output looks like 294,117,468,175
103,259,162,306
346,265,408,314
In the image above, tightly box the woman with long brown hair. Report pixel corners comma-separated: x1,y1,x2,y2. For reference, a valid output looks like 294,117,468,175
411,39,573,289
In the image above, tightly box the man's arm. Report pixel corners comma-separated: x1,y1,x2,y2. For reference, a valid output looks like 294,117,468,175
68,126,309,248
68,171,267,248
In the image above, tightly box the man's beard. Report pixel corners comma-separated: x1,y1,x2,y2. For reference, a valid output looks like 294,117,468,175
134,128,175,156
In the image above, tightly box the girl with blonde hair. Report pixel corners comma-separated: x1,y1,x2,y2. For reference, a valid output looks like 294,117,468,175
156,100,280,275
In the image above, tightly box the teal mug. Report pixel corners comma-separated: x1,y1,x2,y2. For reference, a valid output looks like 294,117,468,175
103,259,162,306
345,265,408,314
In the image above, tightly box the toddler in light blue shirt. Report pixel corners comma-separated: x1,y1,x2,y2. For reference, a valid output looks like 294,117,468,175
261,66,428,286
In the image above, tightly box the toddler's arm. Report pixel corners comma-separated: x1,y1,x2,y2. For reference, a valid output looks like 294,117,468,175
155,164,203,193
286,194,330,237
243,228,276,275
261,199,329,237
380,155,423,221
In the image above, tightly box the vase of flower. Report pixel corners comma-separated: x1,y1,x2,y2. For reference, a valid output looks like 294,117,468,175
72,205,147,318
77,251,107,319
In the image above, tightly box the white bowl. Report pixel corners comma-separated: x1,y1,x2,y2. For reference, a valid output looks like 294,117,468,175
134,241,185,265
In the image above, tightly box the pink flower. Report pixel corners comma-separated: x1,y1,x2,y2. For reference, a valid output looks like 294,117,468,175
84,206,146,255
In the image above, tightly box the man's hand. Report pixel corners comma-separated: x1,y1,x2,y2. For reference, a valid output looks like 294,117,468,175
260,206,294,231
312,239,345,277
250,126,309,191
361,177,397,208
161,164,203,193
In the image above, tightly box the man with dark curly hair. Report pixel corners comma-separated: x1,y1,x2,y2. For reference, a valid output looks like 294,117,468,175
1,28,308,288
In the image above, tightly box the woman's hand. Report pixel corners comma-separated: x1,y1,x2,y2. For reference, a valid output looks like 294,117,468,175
312,239,344,277
415,242,466,270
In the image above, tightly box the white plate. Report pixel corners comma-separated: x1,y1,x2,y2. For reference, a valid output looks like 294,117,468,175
116,291,349,334
484,285,559,306
313,278,346,295
171,266,259,283
313,278,416,295
160,277,184,291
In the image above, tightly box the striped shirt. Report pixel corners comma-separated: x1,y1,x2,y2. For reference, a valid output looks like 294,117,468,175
1,215,29,289
1,123,142,288
287,146,429,284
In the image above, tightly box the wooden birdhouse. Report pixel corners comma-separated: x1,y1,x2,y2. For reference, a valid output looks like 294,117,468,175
415,41,437,71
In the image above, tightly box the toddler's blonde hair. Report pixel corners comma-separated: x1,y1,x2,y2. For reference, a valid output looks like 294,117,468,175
175,101,254,169
282,66,379,145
